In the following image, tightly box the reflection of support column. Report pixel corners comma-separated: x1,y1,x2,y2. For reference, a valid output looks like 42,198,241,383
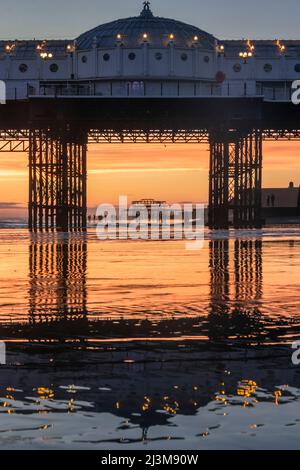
29,128,87,232
234,239,263,306
208,239,263,341
208,239,231,340
209,130,262,229
28,235,87,323
209,240,230,315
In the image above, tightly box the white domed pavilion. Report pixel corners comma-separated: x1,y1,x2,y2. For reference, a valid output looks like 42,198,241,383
0,1,299,100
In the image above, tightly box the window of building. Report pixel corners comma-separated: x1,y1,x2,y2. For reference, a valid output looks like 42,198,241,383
204,56,210,63
181,53,188,61
19,63,28,73
49,63,59,73
155,52,163,61
81,55,88,63
128,81,145,96
295,64,300,73
103,53,110,62
128,52,136,61
264,63,272,73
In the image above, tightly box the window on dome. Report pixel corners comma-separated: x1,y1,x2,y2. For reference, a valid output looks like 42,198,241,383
49,63,59,73
264,63,272,73
233,63,242,73
19,63,28,73
128,52,136,61
103,53,110,62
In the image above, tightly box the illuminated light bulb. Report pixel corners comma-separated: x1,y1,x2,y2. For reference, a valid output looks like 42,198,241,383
169,34,174,40
116,34,122,40
219,45,225,51
194,35,199,41
48,53,53,58
276,39,286,53
248,52,253,57
143,33,148,40
5,43,15,52
247,39,255,51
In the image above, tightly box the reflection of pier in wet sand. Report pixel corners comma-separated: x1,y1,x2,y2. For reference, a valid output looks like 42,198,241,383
0,233,297,350
208,239,263,342
28,234,87,324
0,234,277,347
1,232,300,447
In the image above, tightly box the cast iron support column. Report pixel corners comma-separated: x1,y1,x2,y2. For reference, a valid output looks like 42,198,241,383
209,130,262,229
29,128,87,232
209,138,229,229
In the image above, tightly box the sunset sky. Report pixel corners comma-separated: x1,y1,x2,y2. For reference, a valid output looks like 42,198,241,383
0,142,299,220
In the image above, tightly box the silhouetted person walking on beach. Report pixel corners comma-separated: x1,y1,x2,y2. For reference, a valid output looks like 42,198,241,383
271,194,275,207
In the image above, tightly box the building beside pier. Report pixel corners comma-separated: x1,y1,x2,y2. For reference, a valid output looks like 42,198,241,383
262,182,300,222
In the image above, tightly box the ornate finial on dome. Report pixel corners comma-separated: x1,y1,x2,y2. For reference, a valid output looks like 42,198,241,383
140,1,154,18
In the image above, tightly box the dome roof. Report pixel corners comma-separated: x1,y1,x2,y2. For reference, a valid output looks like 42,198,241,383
76,2,216,50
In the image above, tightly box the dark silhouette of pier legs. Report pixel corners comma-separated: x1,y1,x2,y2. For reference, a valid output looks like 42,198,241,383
29,128,87,232
209,130,262,229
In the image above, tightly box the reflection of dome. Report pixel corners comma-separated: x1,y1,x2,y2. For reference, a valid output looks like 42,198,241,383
76,2,216,50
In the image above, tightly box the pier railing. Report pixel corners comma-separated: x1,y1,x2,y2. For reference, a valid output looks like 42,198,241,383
18,82,294,102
